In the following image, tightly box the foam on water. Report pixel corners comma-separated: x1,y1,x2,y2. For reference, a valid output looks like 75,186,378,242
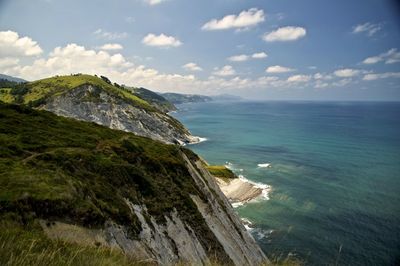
238,174,272,201
241,218,274,240
187,136,208,145
257,163,271,168
231,202,244,208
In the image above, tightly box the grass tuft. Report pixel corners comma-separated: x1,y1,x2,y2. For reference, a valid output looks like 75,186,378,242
206,165,237,182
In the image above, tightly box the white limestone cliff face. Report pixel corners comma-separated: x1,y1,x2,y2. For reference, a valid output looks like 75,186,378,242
42,155,268,266
102,156,268,265
40,85,196,144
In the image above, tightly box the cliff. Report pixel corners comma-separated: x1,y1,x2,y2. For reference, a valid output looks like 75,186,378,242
0,103,268,265
0,74,196,144
129,87,176,113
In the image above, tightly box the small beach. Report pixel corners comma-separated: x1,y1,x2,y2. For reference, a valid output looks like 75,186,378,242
215,174,271,208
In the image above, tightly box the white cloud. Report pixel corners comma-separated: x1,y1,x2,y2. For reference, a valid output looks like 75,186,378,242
362,48,400,65
213,65,236,76
313,73,333,80
142,33,182,47
333,78,352,87
1,31,315,94
363,72,400,81
313,73,323,80
314,80,329,89
143,0,168,5
334,68,360,78
362,56,382,65
202,8,265,31
1,43,134,80
182,62,202,72
0,57,19,68
228,54,249,62
352,22,382,37
228,52,267,62
263,26,306,42
0,42,201,94
0,30,42,57
287,74,311,83
93,29,128,40
252,52,268,59
266,65,294,73
100,43,123,51
4,30,397,97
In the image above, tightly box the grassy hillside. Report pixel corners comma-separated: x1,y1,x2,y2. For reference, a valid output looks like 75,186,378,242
130,87,176,112
0,221,143,266
0,74,155,111
162,92,212,104
0,103,227,259
206,166,237,182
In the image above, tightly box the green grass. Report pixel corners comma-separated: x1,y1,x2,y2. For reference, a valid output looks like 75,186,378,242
0,219,150,266
130,87,176,113
0,74,155,111
0,103,228,261
0,88,15,102
206,165,237,182
0,220,302,266
0,74,191,136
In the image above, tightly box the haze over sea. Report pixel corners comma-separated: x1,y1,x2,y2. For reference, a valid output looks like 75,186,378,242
173,100,400,266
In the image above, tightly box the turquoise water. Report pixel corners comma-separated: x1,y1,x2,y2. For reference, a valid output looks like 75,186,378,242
172,101,400,266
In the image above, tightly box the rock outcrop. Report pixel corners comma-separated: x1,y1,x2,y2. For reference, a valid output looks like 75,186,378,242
41,84,197,144
39,153,268,266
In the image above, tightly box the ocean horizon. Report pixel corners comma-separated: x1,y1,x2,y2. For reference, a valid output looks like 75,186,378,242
172,100,400,266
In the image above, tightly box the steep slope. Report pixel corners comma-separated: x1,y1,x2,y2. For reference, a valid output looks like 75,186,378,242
0,103,268,265
0,74,196,144
129,87,176,113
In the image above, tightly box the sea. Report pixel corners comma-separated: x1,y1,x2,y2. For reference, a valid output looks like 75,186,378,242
171,101,400,266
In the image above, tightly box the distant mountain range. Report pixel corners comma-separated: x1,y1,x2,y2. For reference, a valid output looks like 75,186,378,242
128,87,176,113
161,92,213,104
161,92,242,104
0,73,27,83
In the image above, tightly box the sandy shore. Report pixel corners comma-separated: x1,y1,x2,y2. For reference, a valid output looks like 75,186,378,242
215,175,270,207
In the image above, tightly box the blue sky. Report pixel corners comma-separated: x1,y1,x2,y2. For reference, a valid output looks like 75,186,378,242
0,0,400,100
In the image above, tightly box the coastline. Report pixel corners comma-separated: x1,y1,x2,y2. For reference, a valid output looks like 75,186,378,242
215,174,271,208
172,106,270,208
182,133,271,208
187,135,208,145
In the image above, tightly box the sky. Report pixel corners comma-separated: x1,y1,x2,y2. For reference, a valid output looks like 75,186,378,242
0,0,400,100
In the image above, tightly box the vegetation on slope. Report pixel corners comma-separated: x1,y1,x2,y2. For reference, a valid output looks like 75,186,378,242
0,74,154,111
0,74,191,139
162,92,212,104
0,103,228,260
0,220,145,266
130,87,176,113
206,166,237,182
0,220,302,266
